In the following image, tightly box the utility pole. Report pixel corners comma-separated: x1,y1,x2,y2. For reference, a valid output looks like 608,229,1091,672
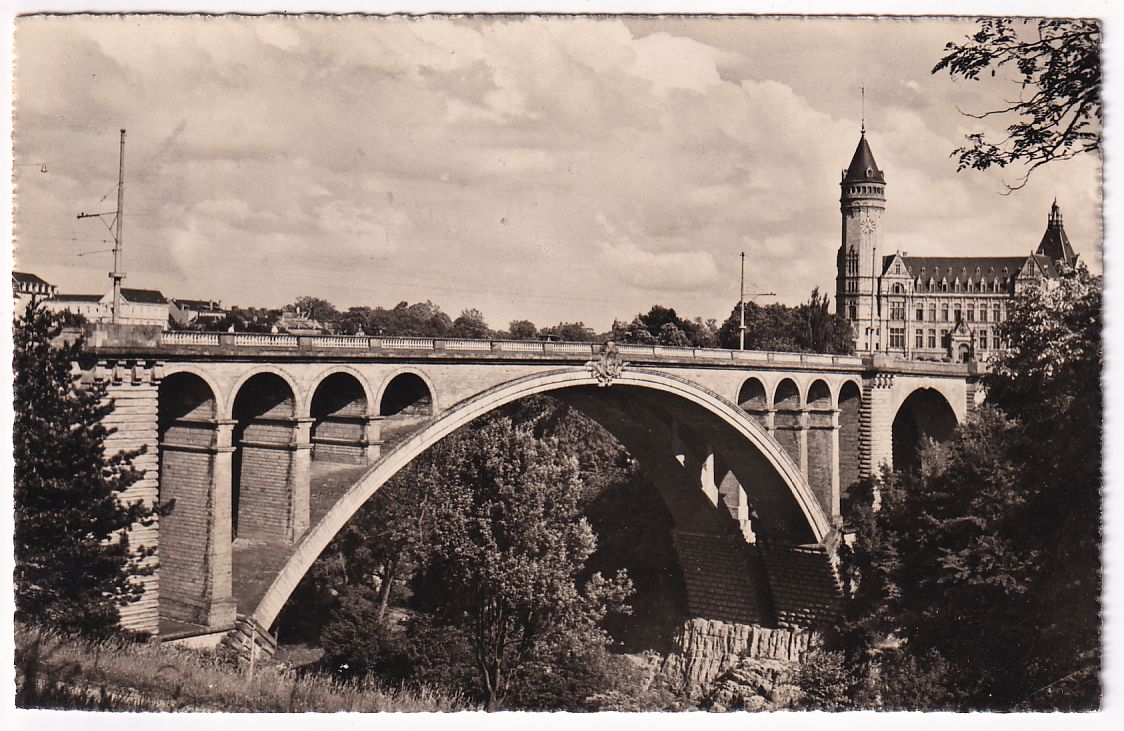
738,251,776,350
739,252,746,351
78,129,127,324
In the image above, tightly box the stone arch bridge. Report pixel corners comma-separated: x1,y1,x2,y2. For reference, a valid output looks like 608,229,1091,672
82,329,981,648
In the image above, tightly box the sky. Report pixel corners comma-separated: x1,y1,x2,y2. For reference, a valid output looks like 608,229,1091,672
11,14,1103,332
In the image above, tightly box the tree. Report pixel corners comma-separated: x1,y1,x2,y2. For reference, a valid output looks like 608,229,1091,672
451,308,492,339
828,266,1102,710
986,264,1102,709
541,321,595,342
290,295,339,323
421,419,632,708
609,317,657,345
13,305,158,637
657,322,690,347
933,18,1101,190
716,289,852,354
507,319,538,340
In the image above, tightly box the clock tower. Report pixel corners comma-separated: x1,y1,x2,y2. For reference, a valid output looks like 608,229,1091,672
836,130,886,352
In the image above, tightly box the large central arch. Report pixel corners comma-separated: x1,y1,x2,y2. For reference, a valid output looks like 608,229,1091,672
249,366,833,629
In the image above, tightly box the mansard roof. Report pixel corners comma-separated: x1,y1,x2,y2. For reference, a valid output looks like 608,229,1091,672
119,288,168,305
897,256,1032,283
49,293,104,303
12,271,51,286
843,133,885,184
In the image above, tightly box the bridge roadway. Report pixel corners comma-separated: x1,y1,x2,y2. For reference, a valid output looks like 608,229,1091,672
81,328,981,649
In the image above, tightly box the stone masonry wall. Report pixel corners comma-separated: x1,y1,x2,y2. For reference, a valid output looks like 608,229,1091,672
158,424,216,624
671,530,772,626
236,441,296,541
806,420,834,516
100,371,161,636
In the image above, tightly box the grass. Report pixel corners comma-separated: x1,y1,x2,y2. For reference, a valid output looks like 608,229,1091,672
14,623,475,712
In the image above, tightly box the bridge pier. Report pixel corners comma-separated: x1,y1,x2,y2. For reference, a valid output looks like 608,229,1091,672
805,407,840,524
861,374,895,477
233,415,312,544
99,360,162,635
363,415,384,463
157,416,238,627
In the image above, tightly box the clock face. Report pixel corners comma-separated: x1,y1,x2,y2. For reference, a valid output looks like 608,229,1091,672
860,218,877,234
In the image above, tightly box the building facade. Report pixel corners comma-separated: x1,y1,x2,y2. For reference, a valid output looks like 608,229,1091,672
835,132,1077,361
12,271,57,316
44,287,170,329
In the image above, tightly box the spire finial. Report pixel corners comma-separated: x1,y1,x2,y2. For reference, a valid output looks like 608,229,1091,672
861,85,865,135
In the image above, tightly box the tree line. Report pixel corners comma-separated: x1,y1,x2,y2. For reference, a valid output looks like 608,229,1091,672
177,288,853,355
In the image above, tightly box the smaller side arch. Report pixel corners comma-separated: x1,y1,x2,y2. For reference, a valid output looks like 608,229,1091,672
832,376,863,410
376,369,438,416
771,378,803,465
807,379,831,410
737,376,769,429
772,377,801,411
161,365,227,421
309,370,372,465
376,370,438,449
224,365,303,421
302,365,375,418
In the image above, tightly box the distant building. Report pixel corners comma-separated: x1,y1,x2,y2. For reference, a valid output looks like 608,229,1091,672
44,287,171,329
12,271,57,315
277,309,326,335
170,298,227,327
835,131,1078,362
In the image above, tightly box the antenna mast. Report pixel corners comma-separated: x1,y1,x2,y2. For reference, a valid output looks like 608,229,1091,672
78,129,127,324
861,85,866,134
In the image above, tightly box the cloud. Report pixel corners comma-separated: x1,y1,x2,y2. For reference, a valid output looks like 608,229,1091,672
11,15,1101,329
597,239,718,291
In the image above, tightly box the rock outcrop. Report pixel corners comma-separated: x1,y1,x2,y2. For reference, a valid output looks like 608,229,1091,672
660,618,816,702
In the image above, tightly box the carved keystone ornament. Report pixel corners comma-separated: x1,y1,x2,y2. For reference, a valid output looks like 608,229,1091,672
587,342,627,387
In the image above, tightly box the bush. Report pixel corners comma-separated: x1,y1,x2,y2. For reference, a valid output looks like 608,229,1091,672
792,649,861,710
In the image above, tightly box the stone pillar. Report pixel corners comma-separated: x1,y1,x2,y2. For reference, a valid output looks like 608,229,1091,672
830,409,841,524
235,416,313,544
699,449,719,507
772,407,802,468
805,407,839,523
764,408,776,436
715,457,755,543
798,410,810,476
862,373,895,478
208,420,237,626
157,416,237,628
363,414,385,463
289,417,314,542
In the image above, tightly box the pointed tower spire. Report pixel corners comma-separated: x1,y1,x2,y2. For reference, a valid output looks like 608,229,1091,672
1036,200,1077,266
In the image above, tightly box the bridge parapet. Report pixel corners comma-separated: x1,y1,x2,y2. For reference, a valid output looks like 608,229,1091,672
143,331,873,370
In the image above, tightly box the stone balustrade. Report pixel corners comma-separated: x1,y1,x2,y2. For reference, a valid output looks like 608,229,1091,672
158,331,872,369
